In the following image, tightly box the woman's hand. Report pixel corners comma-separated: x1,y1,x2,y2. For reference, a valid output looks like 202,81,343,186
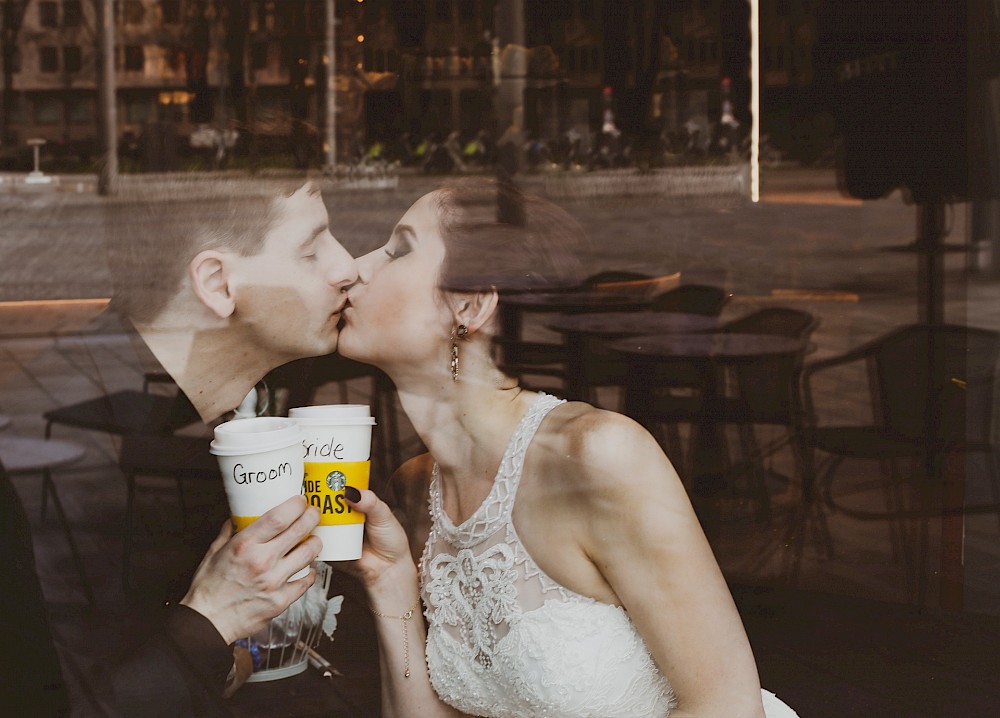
342,486,417,590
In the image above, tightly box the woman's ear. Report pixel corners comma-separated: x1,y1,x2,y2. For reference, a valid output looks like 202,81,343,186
189,250,236,319
454,288,499,335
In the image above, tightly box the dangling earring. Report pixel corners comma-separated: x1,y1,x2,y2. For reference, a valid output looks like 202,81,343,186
450,324,469,381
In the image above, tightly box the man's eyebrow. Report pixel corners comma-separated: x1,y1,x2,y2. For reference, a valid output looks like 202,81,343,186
299,222,327,249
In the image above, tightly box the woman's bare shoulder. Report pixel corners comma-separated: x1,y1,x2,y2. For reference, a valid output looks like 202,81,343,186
538,401,679,496
543,401,658,460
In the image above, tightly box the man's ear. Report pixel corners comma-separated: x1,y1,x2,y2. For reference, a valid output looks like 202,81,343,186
453,288,499,335
189,250,236,319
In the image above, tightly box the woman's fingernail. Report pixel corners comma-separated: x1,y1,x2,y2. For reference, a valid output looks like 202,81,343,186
344,486,361,503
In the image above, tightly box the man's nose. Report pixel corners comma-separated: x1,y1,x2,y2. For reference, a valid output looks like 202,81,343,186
326,239,359,287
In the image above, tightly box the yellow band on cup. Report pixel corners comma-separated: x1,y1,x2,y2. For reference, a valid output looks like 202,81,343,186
231,515,259,533
303,460,370,526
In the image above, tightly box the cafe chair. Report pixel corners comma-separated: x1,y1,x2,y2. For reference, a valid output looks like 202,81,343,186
40,381,200,526
801,323,1000,605
642,307,819,519
649,284,731,316
118,434,221,591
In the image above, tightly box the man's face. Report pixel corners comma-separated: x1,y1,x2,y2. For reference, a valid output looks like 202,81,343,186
227,185,358,361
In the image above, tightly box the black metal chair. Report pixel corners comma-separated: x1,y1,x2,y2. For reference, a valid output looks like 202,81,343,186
118,434,221,591
639,307,819,519
649,284,731,316
801,323,1000,604
39,382,202,573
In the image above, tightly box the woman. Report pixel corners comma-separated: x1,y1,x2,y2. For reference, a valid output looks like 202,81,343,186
337,180,797,718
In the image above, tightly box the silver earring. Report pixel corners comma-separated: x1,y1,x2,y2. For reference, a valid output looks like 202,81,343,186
451,324,468,381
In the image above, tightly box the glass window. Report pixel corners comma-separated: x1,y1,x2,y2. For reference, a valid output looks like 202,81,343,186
251,42,268,70
39,1,58,28
126,98,150,123
124,0,145,25
579,0,596,21
166,44,184,73
459,2,475,22
9,94,28,123
435,0,450,21
307,0,324,28
63,45,82,73
40,46,59,73
69,98,93,124
34,96,61,125
161,0,181,24
63,1,83,27
10,48,21,74
124,45,144,71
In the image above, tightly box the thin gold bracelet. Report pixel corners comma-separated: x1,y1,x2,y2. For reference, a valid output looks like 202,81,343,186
370,601,420,678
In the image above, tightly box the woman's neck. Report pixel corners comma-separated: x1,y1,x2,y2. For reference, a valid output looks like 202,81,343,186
392,368,531,499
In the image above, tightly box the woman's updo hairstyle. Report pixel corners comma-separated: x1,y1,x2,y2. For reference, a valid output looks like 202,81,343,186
433,177,587,294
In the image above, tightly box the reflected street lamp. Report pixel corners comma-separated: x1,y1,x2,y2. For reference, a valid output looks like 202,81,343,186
324,0,336,172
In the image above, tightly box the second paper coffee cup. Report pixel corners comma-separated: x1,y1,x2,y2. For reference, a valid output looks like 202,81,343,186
288,404,375,561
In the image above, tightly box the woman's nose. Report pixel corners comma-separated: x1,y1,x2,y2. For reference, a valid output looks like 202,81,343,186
353,248,381,284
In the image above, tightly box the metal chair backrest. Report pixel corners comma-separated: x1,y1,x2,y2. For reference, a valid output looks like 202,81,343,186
724,308,819,423
649,284,730,316
870,324,1000,447
720,307,817,337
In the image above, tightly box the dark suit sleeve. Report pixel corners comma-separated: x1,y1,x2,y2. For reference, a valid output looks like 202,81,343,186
101,603,235,717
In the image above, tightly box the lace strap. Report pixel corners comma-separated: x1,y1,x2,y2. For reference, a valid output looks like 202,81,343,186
427,393,565,548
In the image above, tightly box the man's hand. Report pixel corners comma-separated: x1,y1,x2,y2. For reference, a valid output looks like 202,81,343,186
181,496,322,645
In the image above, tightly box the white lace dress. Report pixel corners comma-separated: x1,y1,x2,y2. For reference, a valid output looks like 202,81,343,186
419,393,798,718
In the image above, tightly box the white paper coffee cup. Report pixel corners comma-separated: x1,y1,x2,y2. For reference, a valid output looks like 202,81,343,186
288,404,375,561
211,416,305,527
211,417,309,580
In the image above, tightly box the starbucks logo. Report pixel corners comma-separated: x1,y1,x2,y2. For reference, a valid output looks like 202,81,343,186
326,470,347,491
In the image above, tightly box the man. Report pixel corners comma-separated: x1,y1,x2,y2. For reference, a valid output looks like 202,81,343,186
105,177,359,422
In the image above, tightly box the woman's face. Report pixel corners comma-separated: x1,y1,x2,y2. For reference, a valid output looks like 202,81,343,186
338,192,452,368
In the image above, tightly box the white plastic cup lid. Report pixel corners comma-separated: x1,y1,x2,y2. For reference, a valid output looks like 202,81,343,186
288,404,376,425
210,416,303,456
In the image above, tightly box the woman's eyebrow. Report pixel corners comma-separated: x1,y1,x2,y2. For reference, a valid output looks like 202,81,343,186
392,224,416,240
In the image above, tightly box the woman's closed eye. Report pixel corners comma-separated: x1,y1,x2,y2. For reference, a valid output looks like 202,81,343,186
384,241,412,260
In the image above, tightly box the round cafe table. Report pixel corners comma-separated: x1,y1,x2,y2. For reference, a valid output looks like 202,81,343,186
0,434,92,607
547,311,719,337
546,312,720,400
607,332,807,536
498,290,649,340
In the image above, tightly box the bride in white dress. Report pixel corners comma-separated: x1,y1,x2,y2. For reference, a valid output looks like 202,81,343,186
336,180,798,718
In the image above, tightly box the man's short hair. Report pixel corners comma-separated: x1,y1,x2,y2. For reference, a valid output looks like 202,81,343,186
104,177,318,324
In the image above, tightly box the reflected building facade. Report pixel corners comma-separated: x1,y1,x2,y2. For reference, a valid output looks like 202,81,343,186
1,0,821,164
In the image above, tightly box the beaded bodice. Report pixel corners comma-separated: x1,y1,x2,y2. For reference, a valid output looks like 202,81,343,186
419,393,675,718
